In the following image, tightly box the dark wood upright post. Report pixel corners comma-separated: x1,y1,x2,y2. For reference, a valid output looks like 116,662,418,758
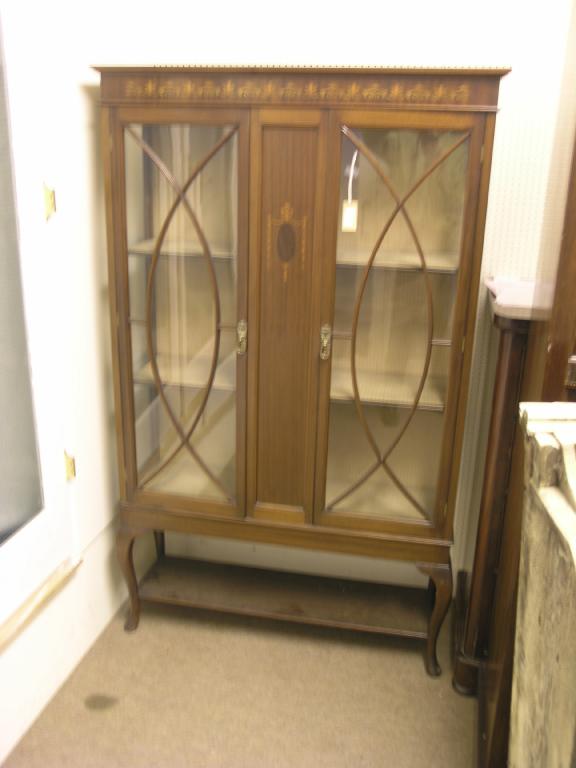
453,314,529,694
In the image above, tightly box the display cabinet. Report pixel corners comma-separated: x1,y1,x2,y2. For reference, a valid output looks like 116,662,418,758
98,66,507,675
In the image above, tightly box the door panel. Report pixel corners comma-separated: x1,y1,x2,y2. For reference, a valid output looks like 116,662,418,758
119,110,249,517
315,111,482,534
247,110,328,523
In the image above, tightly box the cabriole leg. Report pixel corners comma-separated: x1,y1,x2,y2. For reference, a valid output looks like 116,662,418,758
116,525,141,632
418,561,453,676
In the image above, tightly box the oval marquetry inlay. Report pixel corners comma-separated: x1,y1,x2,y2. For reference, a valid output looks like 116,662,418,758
277,222,296,263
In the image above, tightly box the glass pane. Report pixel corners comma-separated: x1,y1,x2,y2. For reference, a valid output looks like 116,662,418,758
0,58,43,544
125,123,237,502
338,129,468,271
326,405,444,521
324,127,469,523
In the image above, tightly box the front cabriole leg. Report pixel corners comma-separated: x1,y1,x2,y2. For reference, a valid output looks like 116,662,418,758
418,561,453,676
116,524,141,631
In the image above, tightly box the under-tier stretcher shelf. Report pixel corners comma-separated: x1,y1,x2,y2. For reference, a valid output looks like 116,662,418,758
139,557,429,639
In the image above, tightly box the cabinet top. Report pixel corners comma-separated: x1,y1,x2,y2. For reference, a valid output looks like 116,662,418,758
96,65,509,111
95,65,510,75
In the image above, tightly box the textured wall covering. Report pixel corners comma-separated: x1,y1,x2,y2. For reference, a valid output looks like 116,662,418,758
510,404,576,767
454,0,576,572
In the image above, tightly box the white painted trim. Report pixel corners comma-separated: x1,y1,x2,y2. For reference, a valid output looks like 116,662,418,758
0,558,81,654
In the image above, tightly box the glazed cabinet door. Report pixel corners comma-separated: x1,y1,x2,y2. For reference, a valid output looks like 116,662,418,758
315,110,485,537
110,108,249,517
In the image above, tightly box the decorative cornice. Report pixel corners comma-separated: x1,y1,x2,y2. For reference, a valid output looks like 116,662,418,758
123,76,472,106
98,66,507,110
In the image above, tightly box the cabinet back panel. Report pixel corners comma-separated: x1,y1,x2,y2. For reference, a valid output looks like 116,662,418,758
255,126,320,510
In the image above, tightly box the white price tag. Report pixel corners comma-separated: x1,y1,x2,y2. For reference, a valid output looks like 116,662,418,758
342,200,358,232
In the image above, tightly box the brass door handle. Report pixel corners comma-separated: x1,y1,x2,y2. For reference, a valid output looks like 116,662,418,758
320,324,332,361
237,320,247,355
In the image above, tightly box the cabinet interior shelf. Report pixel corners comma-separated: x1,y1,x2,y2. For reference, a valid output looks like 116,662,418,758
134,339,236,391
133,348,445,412
141,447,234,499
128,239,458,274
129,238,235,261
139,432,435,524
330,366,446,411
337,250,459,274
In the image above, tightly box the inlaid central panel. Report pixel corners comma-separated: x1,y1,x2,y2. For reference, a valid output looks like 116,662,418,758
248,111,327,522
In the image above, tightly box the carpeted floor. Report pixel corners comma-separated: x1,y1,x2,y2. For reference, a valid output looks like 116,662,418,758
5,602,476,767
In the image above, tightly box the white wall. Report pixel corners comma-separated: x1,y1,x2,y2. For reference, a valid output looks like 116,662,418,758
1,0,575,760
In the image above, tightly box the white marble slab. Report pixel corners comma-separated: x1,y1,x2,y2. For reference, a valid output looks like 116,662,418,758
485,276,554,321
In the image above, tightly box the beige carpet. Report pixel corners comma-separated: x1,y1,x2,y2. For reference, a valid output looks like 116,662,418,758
5,603,476,767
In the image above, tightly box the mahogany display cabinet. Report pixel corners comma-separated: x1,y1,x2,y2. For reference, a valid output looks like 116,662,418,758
98,66,507,675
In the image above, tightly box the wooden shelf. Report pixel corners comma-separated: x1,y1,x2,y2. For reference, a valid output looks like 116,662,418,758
139,556,429,639
330,366,446,411
140,408,236,501
134,352,446,411
129,243,456,272
134,339,236,391
141,442,235,499
337,250,459,273
325,469,436,523
325,402,441,522
129,238,235,261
